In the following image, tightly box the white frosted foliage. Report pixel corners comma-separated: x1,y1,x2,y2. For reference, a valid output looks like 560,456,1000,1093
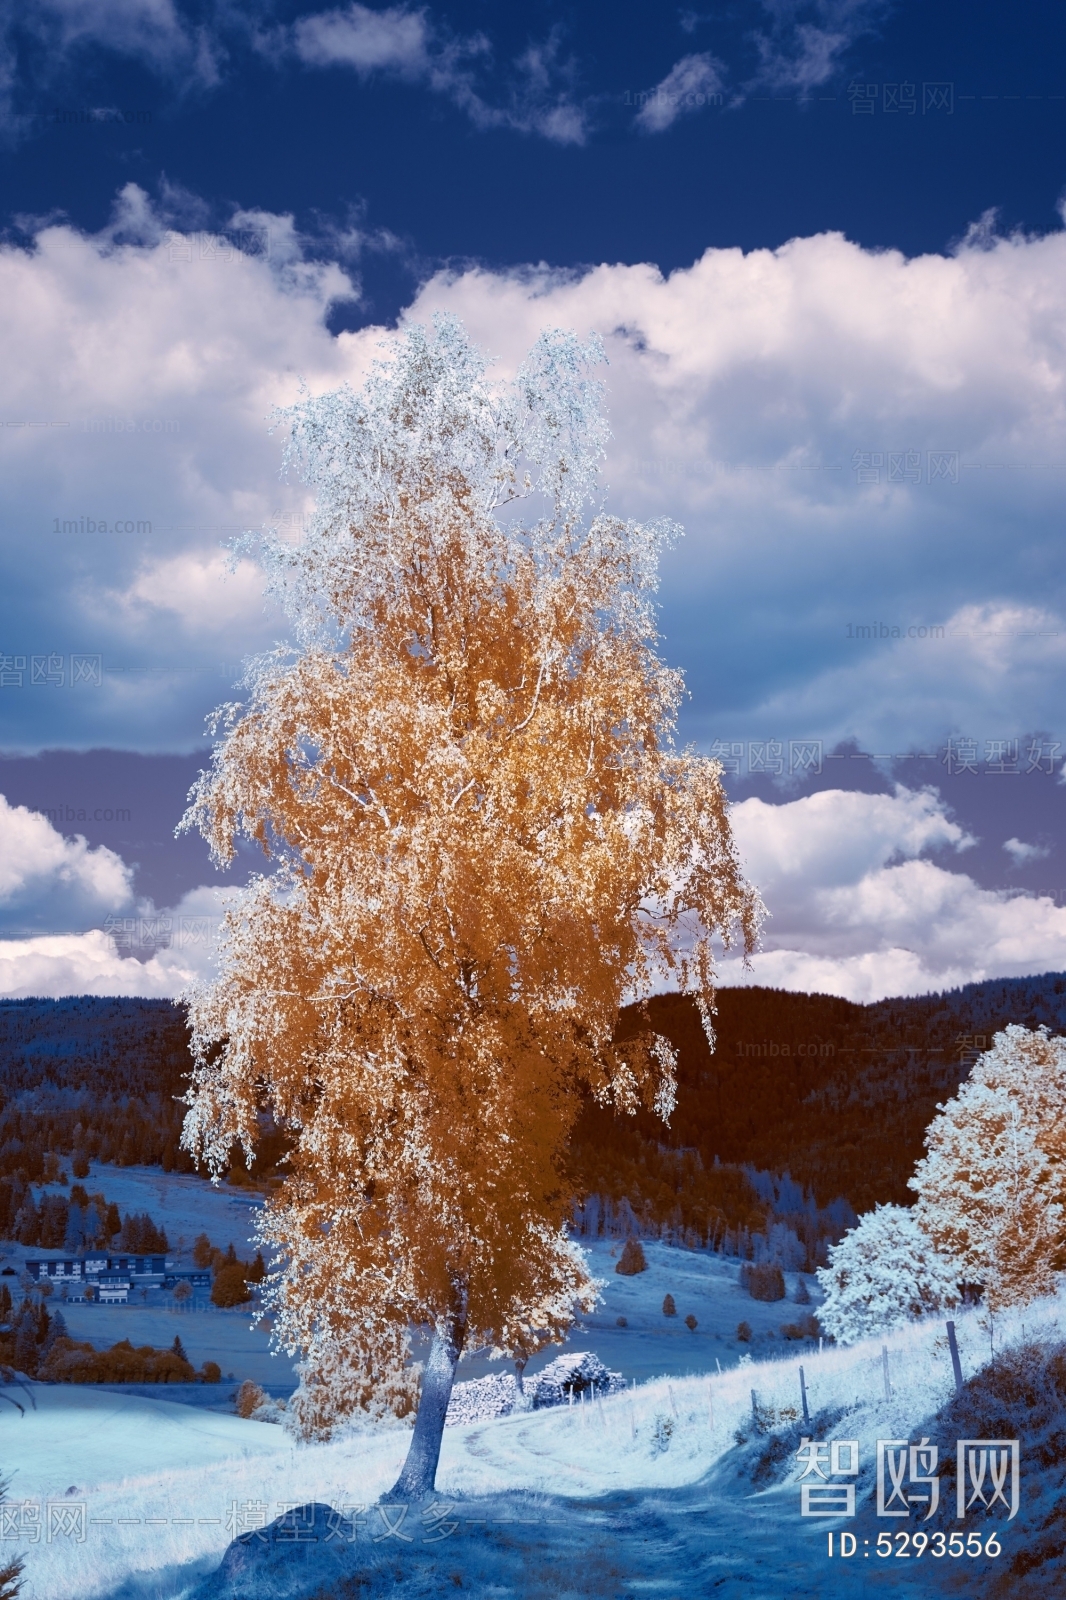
816,1203,961,1344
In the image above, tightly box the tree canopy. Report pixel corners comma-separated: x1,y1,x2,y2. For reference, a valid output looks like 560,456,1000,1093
180,315,760,1493
910,1025,1066,1310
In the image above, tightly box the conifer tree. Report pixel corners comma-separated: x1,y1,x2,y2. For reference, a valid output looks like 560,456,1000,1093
909,1025,1066,1309
0,1473,22,1600
180,316,760,1497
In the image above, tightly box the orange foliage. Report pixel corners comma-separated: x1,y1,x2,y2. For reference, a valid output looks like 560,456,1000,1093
180,318,760,1443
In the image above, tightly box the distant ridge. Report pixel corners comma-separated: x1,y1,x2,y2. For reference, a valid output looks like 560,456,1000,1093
3,974,1066,1215
577,970,1066,1216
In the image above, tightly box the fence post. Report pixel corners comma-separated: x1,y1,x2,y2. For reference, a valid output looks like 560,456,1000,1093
799,1364,810,1426
946,1320,964,1394
882,1345,892,1402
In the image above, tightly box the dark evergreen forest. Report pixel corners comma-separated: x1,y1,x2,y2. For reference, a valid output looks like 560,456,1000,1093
2,974,1065,1256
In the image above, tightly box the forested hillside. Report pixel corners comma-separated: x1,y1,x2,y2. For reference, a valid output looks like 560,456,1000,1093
3,975,1065,1236
574,973,1066,1224
0,997,193,1182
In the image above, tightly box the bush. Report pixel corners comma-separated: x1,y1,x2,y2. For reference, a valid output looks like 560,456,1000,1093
236,1379,266,1418
780,1313,821,1341
736,1320,752,1342
662,1293,676,1316
741,1262,786,1302
40,1337,197,1384
615,1238,647,1276
794,1276,812,1305
211,1264,252,1307
201,1361,221,1383
913,1338,1066,1593
684,1313,698,1330
616,1315,627,1327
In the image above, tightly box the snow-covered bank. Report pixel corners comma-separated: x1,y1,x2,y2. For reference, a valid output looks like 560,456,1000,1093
9,1285,1063,1599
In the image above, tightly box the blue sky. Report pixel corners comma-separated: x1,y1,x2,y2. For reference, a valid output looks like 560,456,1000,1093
1,0,1066,1000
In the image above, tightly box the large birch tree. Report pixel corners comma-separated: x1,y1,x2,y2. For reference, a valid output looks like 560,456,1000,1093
180,316,761,1498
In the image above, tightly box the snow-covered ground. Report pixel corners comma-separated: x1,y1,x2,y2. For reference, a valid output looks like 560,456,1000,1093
5,1165,826,1393
12,1162,267,1264
7,1164,1057,1598
7,1287,1059,1600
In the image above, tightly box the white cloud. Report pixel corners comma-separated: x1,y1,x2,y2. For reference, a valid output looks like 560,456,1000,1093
1,0,223,120
281,4,585,145
0,793,135,929
714,786,1066,1000
749,1,888,95
33,0,188,59
1004,836,1050,865
0,185,362,749
634,53,725,134
291,3,431,76
110,553,270,635
0,882,227,998
6,193,1066,757
402,225,1066,750
728,784,973,894
738,601,1066,757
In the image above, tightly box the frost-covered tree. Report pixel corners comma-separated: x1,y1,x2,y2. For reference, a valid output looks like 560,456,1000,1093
816,1203,961,1344
909,1025,1066,1310
179,316,761,1498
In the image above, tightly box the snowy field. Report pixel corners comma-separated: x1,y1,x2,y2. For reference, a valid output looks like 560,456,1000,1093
0,1164,298,1389
14,1162,267,1262
6,1164,1058,1597
4,1164,827,1393
6,1287,1061,1600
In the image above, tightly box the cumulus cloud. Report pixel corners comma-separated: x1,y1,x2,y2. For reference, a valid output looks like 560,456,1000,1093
0,787,232,997
404,225,1066,752
0,792,135,931
6,781,1062,1003
714,785,1066,1000
110,553,269,635
738,601,1066,758
0,884,226,998
6,191,1066,758
0,184,361,750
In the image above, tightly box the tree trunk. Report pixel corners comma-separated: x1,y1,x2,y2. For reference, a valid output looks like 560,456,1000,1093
388,1287,468,1500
